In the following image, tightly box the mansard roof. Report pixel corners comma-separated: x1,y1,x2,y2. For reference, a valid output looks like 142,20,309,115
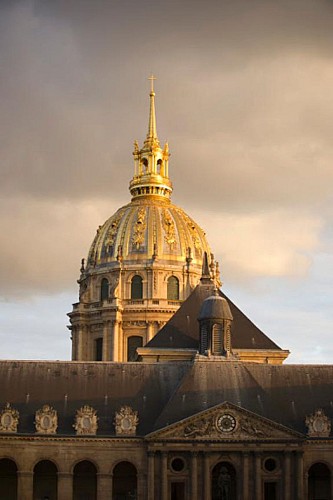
145,281,282,351
1,360,333,437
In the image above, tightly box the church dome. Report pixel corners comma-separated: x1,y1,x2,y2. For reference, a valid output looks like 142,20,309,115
198,292,233,321
86,77,211,271
70,78,220,363
87,199,211,269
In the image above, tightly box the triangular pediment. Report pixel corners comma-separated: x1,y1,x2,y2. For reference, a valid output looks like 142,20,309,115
147,402,303,441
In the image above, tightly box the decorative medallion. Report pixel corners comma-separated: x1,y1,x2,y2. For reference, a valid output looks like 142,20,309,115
216,413,237,433
114,406,139,436
0,403,19,433
132,207,147,249
161,209,176,248
73,405,98,435
35,404,58,434
306,409,331,437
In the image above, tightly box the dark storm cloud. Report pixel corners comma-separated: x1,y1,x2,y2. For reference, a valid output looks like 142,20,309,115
0,0,333,295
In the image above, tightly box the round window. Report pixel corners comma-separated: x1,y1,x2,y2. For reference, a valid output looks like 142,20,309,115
264,458,277,472
171,457,185,473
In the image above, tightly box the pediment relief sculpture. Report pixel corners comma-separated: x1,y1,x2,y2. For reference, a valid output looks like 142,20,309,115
306,409,331,437
0,403,19,433
149,403,300,441
35,404,58,434
114,406,139,436
74,405,98,435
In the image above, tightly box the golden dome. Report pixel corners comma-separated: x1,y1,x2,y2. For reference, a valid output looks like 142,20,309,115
87,198,211,269
86,77,212,273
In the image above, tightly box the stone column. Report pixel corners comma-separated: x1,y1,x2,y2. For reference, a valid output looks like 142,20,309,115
191,452,198,500
255,453,262,500
112,320,119,361
296,451,304,500
284,452,291,500
102,321,111,361
57,472,73,500
161,452,168,500
147,451,155,500
17,471,33,500
147,322,154,342
242,453,249,500
203,453,211,500
97,473,112,499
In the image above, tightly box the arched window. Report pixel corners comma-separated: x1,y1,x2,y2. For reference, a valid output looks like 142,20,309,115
73,460,97,500
0,458,17,499
157,158,162,174
127,336,143,361
100,278,109,301
308,462,331,500
212,462,237,500
131,275,143,299
33,460,58,500
112,461,137,499
167,276,179,300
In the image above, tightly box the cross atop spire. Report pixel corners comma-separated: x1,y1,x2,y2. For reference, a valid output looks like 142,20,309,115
148,74,156,93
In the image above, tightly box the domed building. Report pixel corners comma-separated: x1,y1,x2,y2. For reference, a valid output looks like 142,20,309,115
68,81,217,362
0,80,333,500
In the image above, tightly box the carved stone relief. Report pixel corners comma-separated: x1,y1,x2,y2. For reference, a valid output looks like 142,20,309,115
0,403,19,433
156,406,296,441
306,409,331,437
35,404,58,434
114,406,139,436
74,405,98,435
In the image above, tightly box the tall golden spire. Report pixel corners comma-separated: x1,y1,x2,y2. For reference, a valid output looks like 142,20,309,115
130,77,172,201
146,75,159,146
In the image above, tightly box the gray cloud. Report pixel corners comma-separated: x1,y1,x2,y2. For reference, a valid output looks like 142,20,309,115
0,0,333,297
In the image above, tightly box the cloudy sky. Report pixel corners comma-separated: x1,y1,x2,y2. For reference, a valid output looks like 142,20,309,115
0,0,332,363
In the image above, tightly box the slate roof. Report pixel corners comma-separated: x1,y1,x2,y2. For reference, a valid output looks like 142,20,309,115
146,281,282,351
1,360,332,437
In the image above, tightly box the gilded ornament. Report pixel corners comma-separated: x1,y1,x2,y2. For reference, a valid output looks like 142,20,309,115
162,209,176,248
0,403,19,433
35,404,58,434
73,405,98,435
306,409,331,437
114,406,139,436
105,213,122,251
132,207,147,249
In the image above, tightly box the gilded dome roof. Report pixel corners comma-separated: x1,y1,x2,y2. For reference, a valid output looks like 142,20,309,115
86,79,212,272
87,198,211,269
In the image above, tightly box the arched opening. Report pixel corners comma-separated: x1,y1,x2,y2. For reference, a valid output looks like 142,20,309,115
142,158,148,173
100,278,109,301
33,460,57,500
167,276,179,300
212,462,236,500
308,462,331,500
157,158,163,174
73,460,97,500
112,461,137,499
95,337,103,361
0,458,17,499
131,275,143,300
212,323,223,355
127,336,143,361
